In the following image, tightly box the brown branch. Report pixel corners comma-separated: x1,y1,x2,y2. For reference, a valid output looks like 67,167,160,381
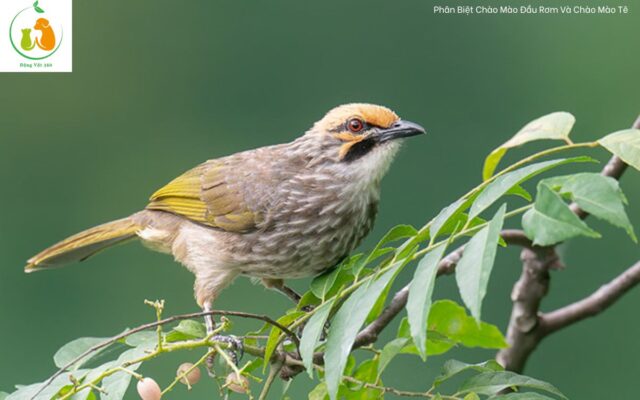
497,114,640,373
541,260,640,334
36,309,299,399
496,246,562,371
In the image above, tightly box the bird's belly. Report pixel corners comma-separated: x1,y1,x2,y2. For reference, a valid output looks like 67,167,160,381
235,202,377,279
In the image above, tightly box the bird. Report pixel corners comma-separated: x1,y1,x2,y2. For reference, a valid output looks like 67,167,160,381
26,103,425,340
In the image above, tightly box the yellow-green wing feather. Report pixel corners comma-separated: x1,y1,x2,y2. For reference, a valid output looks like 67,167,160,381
147,162,261,232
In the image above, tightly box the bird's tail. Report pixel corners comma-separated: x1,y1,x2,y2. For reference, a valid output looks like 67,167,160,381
25,217,141,272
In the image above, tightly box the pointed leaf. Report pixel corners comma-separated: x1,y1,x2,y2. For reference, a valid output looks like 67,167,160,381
483,112,575,180
325,263,403,400
599,129,640,171
263,311,304,369
124,331,157,348
430,198,470,240
300,298,335,377
53,337,111,370
433,359,503,387
377,338,408,379
174,319,206,338
458,371,567,399
7,372,88,400
406,243,448,359
506,184,532,201
101,345,152,400
471,157,594,220
308,382,328,400
545,173,636,241
34,6,44,13
428,300,507,349
353,225,417,276
523,183,600,246
311,267,342,300
456,204,506,321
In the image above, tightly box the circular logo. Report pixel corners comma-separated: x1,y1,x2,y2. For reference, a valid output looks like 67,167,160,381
9,1,63,60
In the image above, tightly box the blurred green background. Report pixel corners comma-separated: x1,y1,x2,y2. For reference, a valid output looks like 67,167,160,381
1,0,639,398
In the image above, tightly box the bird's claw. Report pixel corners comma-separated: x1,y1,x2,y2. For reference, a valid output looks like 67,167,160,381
212,334,244,366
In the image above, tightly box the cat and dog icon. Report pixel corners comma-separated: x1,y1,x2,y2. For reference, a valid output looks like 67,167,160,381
20,18,55,51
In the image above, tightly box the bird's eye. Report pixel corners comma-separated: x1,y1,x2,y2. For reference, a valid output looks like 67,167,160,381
347,118,365,133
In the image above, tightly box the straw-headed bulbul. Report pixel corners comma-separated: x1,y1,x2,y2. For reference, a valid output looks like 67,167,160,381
26,103,426,339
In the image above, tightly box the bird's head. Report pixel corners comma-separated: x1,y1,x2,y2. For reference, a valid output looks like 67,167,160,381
308,103,426,163
296,103,426,186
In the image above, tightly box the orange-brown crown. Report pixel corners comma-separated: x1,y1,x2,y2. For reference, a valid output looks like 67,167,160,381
313,103,400,133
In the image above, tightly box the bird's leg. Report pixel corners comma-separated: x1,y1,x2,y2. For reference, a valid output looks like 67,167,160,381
202,301,243,376
261,278,302,304
203,301,217,377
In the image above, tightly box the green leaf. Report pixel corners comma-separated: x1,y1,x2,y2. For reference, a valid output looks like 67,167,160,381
101,345,152,400
353,225,417,276
464,393,481,400
309,382,328,400
406,242,448,360
483,112,575,180
471,157,594,220
124,331,157,347
433,359,503,387
71,361,117,400
397,319,457,356
491,393,557,399
34,6,44,13
430,198,470,240
366,246,417,325
376,224,418,245
377,338,408,379
599,129,640,171
456,204,506,321
166,319,206,342
297,291,322,310
545,173,636,241
300,298,335,377
506,184,532,201
0,392,8,400
325,263,403,400
263,311,304,369
458,371,567,399
343,359,381,399
428,300,507,349
311,267,342,300
523,183,600,246
53,337,110,370
7,371,88,400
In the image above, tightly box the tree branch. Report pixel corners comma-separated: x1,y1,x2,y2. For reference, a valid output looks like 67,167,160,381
37,308,299,398
497,114,640,373
541,260,640,334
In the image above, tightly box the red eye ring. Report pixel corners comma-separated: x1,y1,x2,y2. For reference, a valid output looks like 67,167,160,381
347,118,364,133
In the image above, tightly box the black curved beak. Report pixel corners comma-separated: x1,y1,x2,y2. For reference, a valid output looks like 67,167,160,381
375,120,426,143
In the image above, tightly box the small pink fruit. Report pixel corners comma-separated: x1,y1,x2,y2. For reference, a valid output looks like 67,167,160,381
137,377,162,400
177,362,201,385
225,373,249,394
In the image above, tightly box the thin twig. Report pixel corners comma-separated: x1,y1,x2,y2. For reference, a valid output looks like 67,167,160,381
258,355,284,400
35,308,298,399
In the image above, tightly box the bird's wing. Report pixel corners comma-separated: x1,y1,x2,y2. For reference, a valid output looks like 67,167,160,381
146,160,263,233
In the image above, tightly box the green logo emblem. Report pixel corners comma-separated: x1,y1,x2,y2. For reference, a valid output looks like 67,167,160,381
10,1,63,60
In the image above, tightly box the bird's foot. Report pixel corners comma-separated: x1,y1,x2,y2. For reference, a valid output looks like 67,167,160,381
212,334,244,366
204,335,244,377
